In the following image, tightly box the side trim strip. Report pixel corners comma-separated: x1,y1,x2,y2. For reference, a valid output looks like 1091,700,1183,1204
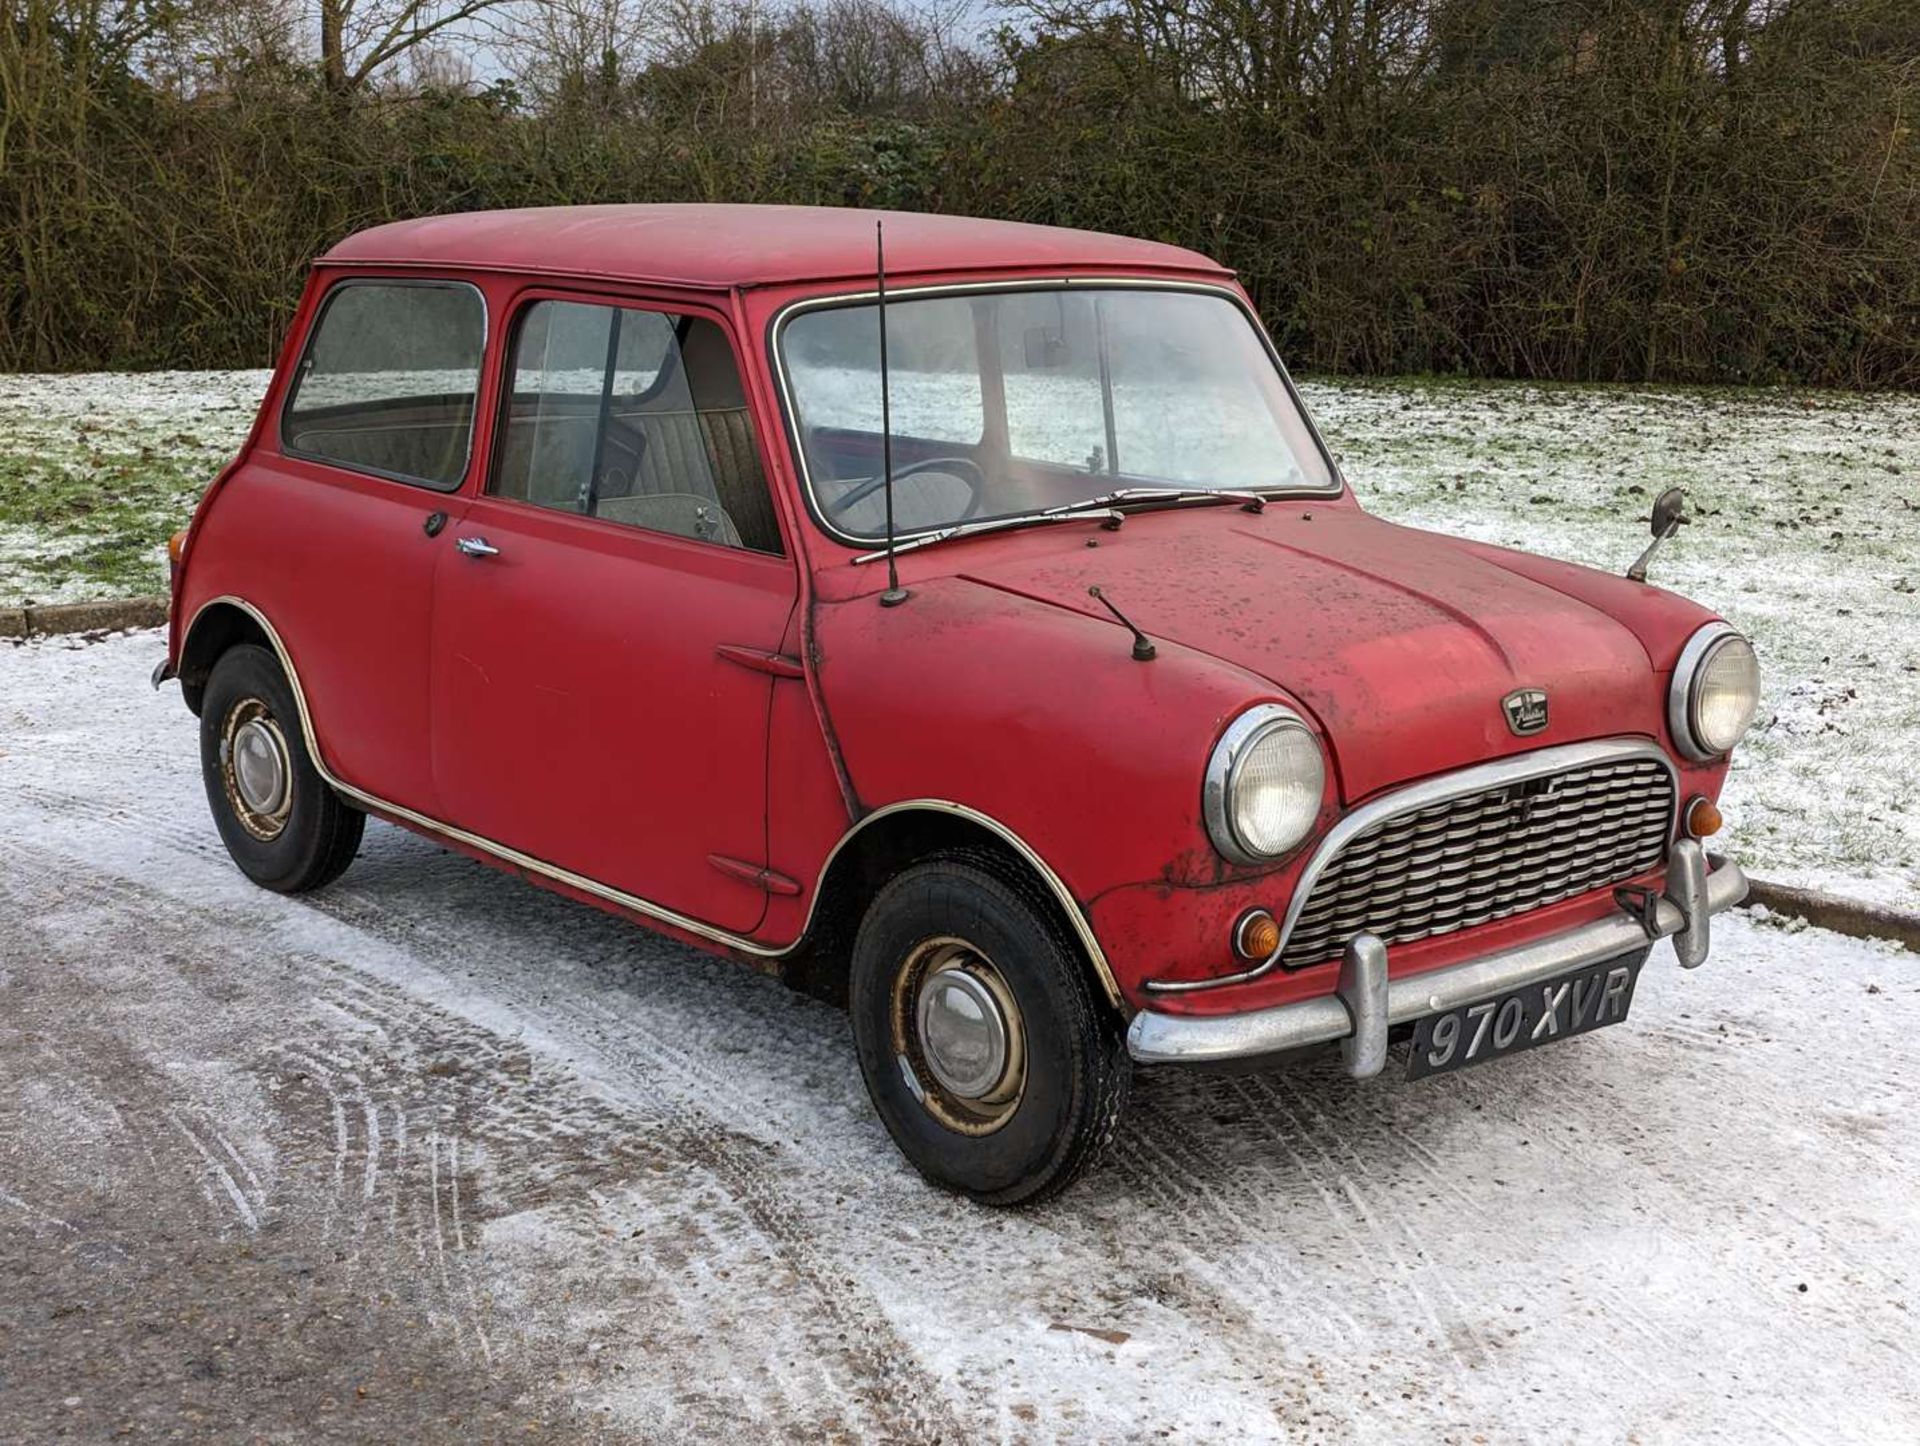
184,595,1122,1006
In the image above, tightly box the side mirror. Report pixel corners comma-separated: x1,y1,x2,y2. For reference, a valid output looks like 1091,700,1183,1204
1628,487,1689,582
1649,487,1689,538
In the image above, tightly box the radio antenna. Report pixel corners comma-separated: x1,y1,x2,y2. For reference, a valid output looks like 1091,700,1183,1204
876,220,909,608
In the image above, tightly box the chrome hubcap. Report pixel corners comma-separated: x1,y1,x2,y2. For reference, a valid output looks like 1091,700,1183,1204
220,699,293,841
917,967,1010,1100
892,938,1026,1135
233,719,289,816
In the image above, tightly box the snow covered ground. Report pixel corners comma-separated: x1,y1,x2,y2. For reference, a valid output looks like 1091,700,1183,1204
2,628,1918,1442
2,367,1915,900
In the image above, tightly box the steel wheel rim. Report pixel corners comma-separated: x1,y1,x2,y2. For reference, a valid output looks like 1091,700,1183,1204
220,698,293,841
891,936,1027,1136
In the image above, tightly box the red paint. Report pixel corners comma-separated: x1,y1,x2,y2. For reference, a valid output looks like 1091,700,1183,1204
429,493,794,935
167,205,1739,1021
322,204,1228,291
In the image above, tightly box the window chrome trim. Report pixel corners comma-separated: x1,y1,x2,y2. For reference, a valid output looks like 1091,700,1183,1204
483,290,787,557
1202,703,1323,866
1146,736,1682,994
180,595,1122,1008
766,277,1348,552
1666,620,1746,763
279,277,489,495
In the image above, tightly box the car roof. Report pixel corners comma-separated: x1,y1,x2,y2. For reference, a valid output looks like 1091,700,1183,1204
320,204,1231,290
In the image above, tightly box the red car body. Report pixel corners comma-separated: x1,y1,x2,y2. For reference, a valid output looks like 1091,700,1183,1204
162,206,1752,1197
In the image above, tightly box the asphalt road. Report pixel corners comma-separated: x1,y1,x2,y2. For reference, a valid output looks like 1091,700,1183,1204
3,631,1916,1444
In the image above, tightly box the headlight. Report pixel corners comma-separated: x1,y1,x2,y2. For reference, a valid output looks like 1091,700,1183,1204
1668,623,1760,761
1204,705,1326,864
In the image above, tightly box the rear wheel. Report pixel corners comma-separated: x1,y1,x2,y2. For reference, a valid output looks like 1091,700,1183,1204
848,854,1130,1205
199,644,362,893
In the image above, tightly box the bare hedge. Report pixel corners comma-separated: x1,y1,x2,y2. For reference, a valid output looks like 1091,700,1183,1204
2,0,1915,386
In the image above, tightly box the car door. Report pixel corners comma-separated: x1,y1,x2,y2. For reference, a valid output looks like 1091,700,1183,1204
232,275,487,816
429,290,796,935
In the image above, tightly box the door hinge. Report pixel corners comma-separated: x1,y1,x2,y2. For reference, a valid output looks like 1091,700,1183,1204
715,644,805,679
707,854,803,896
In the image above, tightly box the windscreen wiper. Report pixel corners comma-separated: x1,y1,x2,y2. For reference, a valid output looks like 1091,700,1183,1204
1078,486,1268,514
852,502,1125,563
850,488,1270,565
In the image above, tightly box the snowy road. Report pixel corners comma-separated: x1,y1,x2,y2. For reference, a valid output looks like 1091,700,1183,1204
3,631,1917,1443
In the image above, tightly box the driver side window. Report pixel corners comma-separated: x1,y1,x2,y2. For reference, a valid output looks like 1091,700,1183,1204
780,296,986,533
491,299,782,555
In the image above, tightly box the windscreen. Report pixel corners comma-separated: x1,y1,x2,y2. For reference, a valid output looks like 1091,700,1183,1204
780,287,1336,540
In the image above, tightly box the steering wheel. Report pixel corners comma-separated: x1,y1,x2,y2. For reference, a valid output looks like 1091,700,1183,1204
824,455,987,523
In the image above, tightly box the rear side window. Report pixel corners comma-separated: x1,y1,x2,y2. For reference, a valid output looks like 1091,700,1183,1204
282,281,484,490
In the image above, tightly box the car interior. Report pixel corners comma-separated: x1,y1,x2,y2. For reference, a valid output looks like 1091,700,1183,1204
491,313,782,554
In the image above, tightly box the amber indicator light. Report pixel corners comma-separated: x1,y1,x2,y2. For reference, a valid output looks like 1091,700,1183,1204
1235,909,1282,961
167,529,189,568
1685,796,1723,838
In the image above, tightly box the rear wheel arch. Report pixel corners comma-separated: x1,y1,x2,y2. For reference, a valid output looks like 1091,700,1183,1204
178,601,273,716
784,805,1124,1017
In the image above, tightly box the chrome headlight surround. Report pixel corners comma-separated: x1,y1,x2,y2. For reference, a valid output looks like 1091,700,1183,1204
1668,621,1761,762
1203,704,1327,865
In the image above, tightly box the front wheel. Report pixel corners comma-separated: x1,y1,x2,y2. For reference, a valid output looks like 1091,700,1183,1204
848,854,1131,1205
199,644,363,893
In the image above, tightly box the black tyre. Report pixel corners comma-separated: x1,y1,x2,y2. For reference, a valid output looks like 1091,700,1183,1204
199,643,363,893
848,852,1131,1206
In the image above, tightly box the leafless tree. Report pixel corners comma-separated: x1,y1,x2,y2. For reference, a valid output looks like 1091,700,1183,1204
505,0,660,106
312,0,514,92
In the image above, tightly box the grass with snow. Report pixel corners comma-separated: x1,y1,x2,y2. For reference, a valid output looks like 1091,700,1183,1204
0,370,271,606
1,367,1915,901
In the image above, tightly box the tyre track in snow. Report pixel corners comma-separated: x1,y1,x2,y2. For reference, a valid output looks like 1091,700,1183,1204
1109,1014,1888,1443
0,856,273,1246
0,813,972,1443
1113,1061,1504,1367
263,1039,501,1367
0,839,511,1368
296,863,974,1444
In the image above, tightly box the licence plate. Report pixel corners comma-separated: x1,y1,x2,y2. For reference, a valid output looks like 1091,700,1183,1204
1406,951,1648,1081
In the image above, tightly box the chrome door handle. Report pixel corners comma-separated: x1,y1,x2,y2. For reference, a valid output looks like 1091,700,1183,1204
454,536,499,558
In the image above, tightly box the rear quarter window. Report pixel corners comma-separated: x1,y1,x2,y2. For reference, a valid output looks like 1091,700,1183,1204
281,280,485,490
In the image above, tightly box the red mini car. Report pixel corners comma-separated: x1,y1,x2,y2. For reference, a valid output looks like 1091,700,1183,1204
158,205,1758,1204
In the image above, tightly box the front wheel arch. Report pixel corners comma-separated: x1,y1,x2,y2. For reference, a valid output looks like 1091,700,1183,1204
784,806,1123,1019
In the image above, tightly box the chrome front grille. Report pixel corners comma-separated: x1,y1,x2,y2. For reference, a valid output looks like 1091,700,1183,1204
1280,755,1675,970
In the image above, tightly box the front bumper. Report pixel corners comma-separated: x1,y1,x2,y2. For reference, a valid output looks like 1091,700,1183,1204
1126,840,1747,1073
